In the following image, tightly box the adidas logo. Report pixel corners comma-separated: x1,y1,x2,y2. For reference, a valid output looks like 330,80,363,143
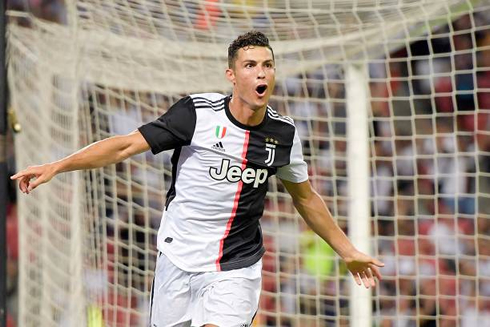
212,141,226,152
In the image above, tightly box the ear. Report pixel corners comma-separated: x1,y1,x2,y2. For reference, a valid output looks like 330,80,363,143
225,68,235,84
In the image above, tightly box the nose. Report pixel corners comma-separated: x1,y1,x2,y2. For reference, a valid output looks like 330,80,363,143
257,67,266,79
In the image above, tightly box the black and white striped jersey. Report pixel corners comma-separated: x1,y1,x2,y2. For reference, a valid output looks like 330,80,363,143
138,93,308,272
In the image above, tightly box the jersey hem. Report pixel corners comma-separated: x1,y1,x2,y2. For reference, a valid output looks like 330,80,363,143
158,246,265,272
219,247,265,271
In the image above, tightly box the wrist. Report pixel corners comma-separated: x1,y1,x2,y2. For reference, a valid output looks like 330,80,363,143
50,161,63,175
339,247,359,262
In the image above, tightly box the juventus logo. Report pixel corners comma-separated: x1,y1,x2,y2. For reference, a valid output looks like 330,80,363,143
265,143,276,166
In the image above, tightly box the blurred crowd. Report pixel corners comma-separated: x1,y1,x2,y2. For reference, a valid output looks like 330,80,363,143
256,11,490,325
5,1,490,327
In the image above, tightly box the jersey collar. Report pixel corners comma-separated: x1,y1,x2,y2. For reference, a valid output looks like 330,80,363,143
224,95,269,131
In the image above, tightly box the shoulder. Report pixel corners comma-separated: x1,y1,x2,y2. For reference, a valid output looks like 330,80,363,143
189,93,227,111
261,106,298,147
266,106,295,129
190,93,226,101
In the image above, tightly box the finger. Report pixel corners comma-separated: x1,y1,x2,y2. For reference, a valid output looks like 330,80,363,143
371,258,385,267
369,264,383,281
19,180,25,193
19,177,30,194
361,272,370,289
23,178,33,194
20,174,35,190
366,268,376,287
11,170,29,180
27,177,44,192
353,272,362,286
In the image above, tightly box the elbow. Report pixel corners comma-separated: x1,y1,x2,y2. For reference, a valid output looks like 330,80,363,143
292,197,307,209
292,197,312,217
293,189,316,208
116,136,136,162
117,148,132,163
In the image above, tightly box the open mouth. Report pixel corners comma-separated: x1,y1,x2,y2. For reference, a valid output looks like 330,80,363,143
256,84,268,96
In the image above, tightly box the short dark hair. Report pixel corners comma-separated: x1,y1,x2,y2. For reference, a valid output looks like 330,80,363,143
228,31,274,68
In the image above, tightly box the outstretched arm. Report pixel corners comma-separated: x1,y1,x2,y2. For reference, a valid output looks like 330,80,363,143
281,179,384,288
11,130,150,194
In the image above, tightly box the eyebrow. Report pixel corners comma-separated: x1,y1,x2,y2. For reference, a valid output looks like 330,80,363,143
242,59,275,65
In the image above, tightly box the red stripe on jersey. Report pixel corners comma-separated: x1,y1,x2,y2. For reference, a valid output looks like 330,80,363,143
215,130,250,271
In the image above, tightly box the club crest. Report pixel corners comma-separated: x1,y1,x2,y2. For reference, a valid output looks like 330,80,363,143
265,137,278,166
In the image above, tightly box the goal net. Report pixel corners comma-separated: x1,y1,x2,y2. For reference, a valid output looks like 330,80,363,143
7,0,490,326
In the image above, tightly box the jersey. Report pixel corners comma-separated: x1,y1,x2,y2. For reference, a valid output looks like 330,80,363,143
138,93,308,272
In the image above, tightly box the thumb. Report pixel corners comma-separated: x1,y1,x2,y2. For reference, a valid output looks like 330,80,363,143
371,258,385,267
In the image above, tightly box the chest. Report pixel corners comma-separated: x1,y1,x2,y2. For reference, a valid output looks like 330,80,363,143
191,110,292,168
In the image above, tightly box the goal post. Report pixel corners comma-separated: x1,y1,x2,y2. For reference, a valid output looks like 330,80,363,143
346,64,371,326
7,0,490,326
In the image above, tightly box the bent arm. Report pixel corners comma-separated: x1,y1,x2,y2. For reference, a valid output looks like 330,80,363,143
281,179,384,287
281,179,356,260
11,130,150,193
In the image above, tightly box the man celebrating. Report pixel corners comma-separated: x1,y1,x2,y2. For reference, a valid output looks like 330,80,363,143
12,31,383,327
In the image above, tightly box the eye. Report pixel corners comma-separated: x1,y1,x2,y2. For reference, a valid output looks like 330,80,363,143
245,63,254,68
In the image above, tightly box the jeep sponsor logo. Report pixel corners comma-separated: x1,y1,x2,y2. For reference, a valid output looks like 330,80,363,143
209,159,268,188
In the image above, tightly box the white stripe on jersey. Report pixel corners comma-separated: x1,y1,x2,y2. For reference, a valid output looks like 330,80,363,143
267,107,294,126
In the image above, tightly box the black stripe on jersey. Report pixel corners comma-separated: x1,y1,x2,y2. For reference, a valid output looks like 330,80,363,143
194,103,224,111
194,98,225,106
218,162,267,271
193,97,225,111
244,118,296,167
194,98,224,104
218,115,297,270
192,96,225,104
165,147,182,209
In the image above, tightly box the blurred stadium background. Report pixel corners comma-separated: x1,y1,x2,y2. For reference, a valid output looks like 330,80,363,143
3,0,490,326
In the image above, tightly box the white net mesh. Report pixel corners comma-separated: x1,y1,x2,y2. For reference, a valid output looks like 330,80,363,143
7,0,490,326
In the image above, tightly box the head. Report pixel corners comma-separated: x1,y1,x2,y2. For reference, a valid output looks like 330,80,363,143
226,31,276,111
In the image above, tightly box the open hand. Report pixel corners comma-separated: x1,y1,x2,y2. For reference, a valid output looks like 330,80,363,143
344,251,384,288
10,164,57,194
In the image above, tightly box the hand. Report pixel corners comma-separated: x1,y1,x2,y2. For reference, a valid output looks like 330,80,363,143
344,251,384,288
10,163,58,194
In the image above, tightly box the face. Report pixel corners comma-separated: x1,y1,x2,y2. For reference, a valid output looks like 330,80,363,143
226,46,276,111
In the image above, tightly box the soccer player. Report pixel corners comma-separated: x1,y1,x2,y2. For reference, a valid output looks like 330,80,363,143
11,31,384,327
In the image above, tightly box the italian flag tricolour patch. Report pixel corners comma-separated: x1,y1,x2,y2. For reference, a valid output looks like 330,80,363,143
215,125,227,139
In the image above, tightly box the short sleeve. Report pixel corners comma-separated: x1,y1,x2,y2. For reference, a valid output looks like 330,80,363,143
276,128,309,183
138,96,196,154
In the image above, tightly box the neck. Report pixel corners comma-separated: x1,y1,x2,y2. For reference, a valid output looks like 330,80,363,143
228,95,267,127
